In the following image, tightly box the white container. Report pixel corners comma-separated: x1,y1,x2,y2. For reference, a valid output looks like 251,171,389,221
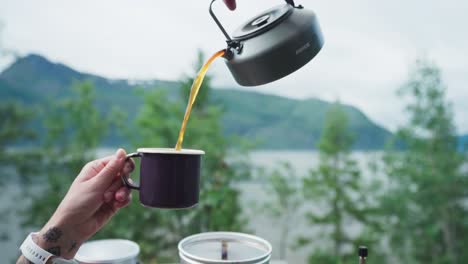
75,239,140,264
178,232,272,264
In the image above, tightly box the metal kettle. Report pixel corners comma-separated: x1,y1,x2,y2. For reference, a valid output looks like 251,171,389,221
210,0,324,86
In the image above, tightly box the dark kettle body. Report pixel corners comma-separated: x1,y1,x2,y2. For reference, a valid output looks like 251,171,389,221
225,5,324,86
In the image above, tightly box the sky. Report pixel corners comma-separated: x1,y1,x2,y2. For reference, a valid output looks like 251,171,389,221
0,0,467,133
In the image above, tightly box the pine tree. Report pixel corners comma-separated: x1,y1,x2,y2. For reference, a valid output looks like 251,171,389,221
301,103,377,264
0,102,37,248
260,162,302,260
382,59,468,263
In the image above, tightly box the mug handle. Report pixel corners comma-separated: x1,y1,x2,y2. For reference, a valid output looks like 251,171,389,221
122,153,142,190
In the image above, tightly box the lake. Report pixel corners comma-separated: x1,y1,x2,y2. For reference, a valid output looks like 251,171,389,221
0,150,382,263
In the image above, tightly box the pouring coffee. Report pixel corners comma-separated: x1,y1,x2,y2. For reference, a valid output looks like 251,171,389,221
123,0,324,210
175,0,325,150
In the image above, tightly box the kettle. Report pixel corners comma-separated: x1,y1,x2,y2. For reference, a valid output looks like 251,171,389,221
209,0,324,86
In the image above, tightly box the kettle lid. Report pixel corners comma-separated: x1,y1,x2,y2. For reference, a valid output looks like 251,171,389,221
232,4,293,40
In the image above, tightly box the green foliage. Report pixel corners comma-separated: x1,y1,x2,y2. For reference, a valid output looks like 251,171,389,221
0,101,41,187
382,59,468,264
0,102,35,149
23,81,114,231
259,162,302,260
317,104,354,155
44,81,109,152
301,103,382,263
0,102,37,247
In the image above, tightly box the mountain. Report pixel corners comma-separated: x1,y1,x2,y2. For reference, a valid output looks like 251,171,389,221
213,90,390,149
0,54,392,149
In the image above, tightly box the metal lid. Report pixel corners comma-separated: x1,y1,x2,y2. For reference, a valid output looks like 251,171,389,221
232,4,293,40
178,232,272,264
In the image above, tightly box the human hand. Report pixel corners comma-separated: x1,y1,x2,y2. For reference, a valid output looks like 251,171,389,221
34,149,134,260
223,0,237,10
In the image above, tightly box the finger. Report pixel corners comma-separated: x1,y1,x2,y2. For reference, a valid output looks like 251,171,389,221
91,149,127,190
223,0,236,10
103,179,122,203
103,191,114,203
103,171,133,203
78,155,113,182
115,186,131,203
103,176,125,197
113,193,132,209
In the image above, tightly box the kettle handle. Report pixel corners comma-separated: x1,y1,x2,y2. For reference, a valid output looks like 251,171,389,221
209,0,233,42
209,0,302,45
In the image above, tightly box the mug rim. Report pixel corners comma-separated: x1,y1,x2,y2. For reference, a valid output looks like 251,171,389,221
137,148,205,155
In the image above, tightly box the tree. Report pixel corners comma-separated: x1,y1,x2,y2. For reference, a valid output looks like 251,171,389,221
0,102,35,160
99,50,251,263
259,162,302,260
0,102,37,249
0,102,40,191
382,59,468,264
301,103,379,264
23,81,113,235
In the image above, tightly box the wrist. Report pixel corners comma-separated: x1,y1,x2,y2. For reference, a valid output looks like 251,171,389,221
37,219,82,260
19,232,79,264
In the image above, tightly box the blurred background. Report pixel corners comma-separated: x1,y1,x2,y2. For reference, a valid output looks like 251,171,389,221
1,0,467,263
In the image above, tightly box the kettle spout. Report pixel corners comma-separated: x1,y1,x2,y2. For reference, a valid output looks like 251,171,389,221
223,40,243,61
222,49,234,60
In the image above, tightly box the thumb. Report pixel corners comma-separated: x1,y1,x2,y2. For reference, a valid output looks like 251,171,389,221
90,149,126,190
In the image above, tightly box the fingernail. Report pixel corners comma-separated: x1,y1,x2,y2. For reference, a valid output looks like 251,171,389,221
104,192,113,202
115,190,124,201
116,149,126,161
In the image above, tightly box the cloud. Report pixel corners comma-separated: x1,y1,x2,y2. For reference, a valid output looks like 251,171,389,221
0,0,467,133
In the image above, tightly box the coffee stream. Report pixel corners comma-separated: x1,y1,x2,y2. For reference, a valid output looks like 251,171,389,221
175,49,226,151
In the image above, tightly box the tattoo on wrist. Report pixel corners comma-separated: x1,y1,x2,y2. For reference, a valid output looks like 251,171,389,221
43,227,63,243
47,246,61,256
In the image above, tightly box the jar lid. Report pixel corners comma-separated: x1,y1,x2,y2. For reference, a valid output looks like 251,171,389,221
178,232,272,264
74,239,140,263
232,4,293,40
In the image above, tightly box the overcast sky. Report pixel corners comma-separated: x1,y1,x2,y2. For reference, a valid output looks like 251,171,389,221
0,0,467,133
